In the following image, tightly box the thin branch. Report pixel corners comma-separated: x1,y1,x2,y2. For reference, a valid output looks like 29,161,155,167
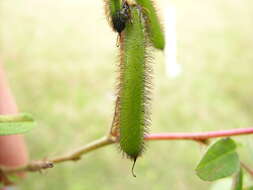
241,162,253,178
50,136,114,163
0,161,54,174
0,136,114,174
146,128,253,141
1,127,253,174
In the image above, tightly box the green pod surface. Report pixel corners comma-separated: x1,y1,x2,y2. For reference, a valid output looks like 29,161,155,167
118,6,151,160
135,0,165,50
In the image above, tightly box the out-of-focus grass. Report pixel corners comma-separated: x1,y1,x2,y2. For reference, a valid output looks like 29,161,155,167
1,0,253,189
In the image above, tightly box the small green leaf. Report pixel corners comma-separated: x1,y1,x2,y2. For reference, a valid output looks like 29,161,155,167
196,138,240,181
232,168,243,190
0,113,36,135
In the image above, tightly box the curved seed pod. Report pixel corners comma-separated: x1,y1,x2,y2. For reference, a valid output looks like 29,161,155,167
135,0,165,50
117,5,152,161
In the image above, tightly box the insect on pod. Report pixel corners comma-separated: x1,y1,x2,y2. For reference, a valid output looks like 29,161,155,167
104,0,132,46
112,0,131,34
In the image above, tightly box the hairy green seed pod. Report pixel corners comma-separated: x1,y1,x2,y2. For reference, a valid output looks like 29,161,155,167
117,5,152,160
135,0,165,50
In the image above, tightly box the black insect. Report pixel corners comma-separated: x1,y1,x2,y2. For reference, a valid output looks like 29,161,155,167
112,0,131,34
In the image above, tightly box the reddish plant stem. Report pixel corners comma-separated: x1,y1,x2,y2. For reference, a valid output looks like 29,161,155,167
145,128,253,141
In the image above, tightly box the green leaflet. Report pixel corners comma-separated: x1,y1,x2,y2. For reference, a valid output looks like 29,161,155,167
0,113,36,135
196,138,240,181
136,0,165,50
118,5,151,160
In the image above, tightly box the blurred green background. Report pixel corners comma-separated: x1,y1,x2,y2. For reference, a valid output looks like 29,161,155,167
1,0,253,189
